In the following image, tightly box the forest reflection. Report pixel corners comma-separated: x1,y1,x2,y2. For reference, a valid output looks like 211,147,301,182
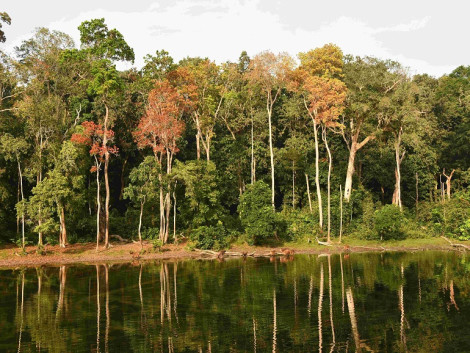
2,251,470,352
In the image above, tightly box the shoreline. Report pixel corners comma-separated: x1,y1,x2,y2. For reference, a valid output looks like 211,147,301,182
0,238,466,268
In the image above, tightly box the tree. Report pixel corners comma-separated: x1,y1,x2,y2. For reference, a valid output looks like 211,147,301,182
134,80,185,244
72,121,118,250
246,51,294,208
123,156,159,247
78,18,134,62
0,134,28,249
0,12,11,43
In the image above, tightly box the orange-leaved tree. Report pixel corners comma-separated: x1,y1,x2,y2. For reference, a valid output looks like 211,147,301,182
71,121,118,250
134,79,186,244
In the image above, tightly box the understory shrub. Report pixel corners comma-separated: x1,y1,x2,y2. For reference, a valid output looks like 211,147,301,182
238,181,276,245
190,222,229,250
374,204,406,240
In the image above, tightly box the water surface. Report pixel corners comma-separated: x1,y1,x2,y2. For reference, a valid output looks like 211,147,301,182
1,251,469,352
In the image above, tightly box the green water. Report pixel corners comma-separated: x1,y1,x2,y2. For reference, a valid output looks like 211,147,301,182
1,251,470,352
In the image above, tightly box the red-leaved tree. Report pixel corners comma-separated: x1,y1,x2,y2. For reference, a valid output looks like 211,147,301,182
72,121,118,250
134,80,185,243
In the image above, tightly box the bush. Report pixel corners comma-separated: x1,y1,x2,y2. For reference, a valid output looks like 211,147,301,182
374,205,406,240
238,181,276,245
459,219,470,240
280,209,317,242
190,222,229,250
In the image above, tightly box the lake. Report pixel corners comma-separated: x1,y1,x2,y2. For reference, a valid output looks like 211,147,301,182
1,251,469,352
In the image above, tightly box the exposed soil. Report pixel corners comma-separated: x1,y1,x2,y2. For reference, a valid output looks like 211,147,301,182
0,239,462,268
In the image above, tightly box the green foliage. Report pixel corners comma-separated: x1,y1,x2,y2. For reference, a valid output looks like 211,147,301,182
374,205,406,240
190,223,229,250
238,181,276,245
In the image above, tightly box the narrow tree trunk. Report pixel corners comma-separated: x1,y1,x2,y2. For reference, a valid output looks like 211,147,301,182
313,120,323,230
60,205,67,248
138,200,144,248
17,161,25,250
251,116,255,185
292,160,295,209
339,185,343,243
393,128,404,209
159,180,165,243
173,182,177,242
322,127,332,242
95,159,101,252
267,106,275,209
344,140,357,203
119,157,128,200
305,173,313,213
103,105,110,249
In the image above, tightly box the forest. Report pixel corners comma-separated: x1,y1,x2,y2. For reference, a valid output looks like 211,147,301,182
1,14,469,252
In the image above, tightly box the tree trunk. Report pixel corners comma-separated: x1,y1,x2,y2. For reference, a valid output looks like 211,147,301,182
119,157,128,200
159,180,165,243
292,160,295,209
59,205,67,247
305,173,312,214
313,119,323,230
392,128,404,209
344,132,375,202
138,200,144,248
95,159,101,252
173,182,177,242
103,105,110,249
443,169,455,201
251,117,255,185
17,161,25,250
322,127,332,242
339,185,343,243
267,105,275,209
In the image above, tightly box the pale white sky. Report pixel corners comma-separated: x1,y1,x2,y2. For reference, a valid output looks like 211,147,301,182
2,0,468,77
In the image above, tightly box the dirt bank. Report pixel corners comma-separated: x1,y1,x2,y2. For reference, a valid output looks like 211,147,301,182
0,237,464,268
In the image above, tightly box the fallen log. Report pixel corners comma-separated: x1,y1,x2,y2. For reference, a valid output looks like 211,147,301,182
441,236,470,250
316,237,332,246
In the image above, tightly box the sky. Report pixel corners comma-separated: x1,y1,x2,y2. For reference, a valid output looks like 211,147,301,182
2,0,468,77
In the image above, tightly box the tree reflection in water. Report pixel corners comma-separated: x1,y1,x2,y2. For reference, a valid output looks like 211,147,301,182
0,252,469,352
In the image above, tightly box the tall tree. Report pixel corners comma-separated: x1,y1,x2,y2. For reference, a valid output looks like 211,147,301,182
134,80,185,243
246,51,294,208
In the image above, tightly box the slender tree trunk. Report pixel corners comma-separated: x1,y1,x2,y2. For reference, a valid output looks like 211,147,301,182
159,180,165,242
60,205,67,248
17,161,25,250
119,157,128,200
339,185,343,243
305,173,313,213
292,160,295,209
267,102,275,209
313,119,323,230
103,105,110,249
393,128,404,209
95,159,101,252
344,139,357,203
322,127,332,242
251,116,255,185
138,200,144,248
173,182,177,242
